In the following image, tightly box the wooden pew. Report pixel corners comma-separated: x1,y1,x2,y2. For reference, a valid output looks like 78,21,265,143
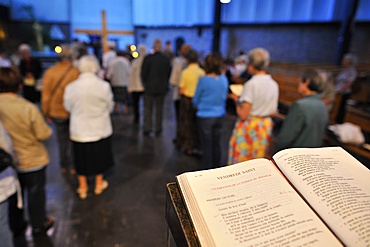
269,65,370,118
269,71,302,110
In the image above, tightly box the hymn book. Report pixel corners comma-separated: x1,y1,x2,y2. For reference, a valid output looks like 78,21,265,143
229,84,244,97
176,147,370,247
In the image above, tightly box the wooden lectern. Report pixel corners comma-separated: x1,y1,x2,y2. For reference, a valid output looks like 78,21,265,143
165,182,200,247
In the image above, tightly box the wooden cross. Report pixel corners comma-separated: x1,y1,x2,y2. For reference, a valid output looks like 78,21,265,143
74,10,134,53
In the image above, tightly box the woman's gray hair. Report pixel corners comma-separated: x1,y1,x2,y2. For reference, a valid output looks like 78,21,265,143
78,55,100,73
342,53,357,66
137,44,148,56
301,69,326,93
58,44,73,61
18,43,31,52
248,47,270,71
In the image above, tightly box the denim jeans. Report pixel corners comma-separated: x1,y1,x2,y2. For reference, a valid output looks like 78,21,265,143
197,116,224,170
0,200,13,247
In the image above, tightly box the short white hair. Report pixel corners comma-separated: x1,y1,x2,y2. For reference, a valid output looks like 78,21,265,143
78,55,100,73
343,53,357,66
138,44,148,56
59,44,73,60
248,47,270,71
107,41,116,49
18,43,31,53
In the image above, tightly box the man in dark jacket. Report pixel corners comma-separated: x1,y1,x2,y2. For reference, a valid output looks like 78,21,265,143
141,39,171,135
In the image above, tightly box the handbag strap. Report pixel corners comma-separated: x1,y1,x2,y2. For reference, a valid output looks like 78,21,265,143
45,65,73,116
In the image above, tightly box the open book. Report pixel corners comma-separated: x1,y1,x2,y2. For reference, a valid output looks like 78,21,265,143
229,84,244,96
176,147,370,247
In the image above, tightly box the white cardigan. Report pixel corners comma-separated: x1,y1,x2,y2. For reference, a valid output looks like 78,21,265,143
64,72,114,143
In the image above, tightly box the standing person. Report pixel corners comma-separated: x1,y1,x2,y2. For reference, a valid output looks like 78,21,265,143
334,53,358,123
169,44,191,143
0,67,54,236
18,43,43,103
228,48,279,164
102,41,117,71
274,70,329,152
141,39,171,136
177,49,205,155
318,70,335,112
0,120,18,247
64,55,114,200
163,40,175,63
128,45,147,124
107,50,131,114
41,44,80,175
192,53,228,169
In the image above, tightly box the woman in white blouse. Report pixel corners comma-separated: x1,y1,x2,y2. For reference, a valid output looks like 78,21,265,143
228,48,279,164
64,55,114,199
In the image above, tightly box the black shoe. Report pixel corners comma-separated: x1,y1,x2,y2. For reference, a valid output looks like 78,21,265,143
32,217,54,236
143,131,151,136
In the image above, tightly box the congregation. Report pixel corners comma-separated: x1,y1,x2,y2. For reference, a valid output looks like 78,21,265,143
0,37,360,247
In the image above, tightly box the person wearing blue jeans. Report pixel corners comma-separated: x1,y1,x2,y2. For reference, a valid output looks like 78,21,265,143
196,117,225,169
0,120,18,247
0,200,12,247
192,53,228,169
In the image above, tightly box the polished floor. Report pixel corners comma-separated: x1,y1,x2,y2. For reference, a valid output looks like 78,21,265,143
21,94,235,247
19,93,370,247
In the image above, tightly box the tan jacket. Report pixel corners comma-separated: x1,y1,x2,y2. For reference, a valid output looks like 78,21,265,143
41,61,80,118
0,94,52,171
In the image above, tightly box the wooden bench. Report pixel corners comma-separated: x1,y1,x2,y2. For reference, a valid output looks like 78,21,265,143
269,71,302,110
269,66,370,119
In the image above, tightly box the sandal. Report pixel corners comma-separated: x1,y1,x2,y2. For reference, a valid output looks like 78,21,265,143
76,187,88,199
94,180,109,195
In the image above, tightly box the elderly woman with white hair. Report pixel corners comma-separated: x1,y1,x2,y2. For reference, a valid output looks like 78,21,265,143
228,48,279,164
64,55,114,199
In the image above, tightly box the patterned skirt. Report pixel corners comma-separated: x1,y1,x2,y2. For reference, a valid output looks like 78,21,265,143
228,116,273,165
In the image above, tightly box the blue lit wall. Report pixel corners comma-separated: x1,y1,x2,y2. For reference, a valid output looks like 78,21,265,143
6,0,370,63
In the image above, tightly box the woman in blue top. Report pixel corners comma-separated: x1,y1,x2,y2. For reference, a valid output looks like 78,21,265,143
192,53,228,169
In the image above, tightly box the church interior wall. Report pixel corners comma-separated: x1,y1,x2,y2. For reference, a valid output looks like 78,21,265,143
222,23,341,64
135,27,213,60
351,23,370,64
7,21,70,52
136,22,370,65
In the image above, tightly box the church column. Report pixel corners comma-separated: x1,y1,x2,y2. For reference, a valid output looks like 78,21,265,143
336,0,360,65
212,0,222,53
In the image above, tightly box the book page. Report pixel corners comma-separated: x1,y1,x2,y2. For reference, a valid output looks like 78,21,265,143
229,84,244,96
273,147,370,246
177,158,342,247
